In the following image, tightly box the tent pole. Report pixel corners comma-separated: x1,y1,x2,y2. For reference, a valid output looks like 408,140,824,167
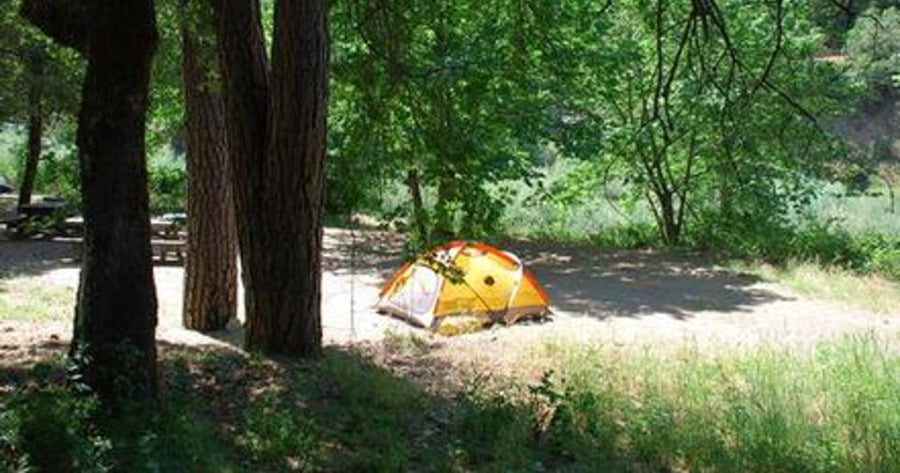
349,207,357,340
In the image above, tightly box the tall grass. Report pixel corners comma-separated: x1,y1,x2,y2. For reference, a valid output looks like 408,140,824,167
497,159,657,246
734,261,900,314
528,334,900,472
809,184,900,236
3,336,900,471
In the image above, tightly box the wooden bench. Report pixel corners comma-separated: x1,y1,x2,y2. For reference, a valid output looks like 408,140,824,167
52,237,84,260
151,239,187,262
50,237,187,263
1,214,28,235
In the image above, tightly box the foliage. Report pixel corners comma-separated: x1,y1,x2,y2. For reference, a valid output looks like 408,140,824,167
548,0,849,245
330,0,549,240
237,392,323,470
0,0,83,124
0,360,233,473
147,153,186,215
5,334,900,472
846,7,900,94
0,375,110,472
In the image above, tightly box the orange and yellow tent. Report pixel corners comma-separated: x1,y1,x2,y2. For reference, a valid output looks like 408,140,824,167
377,241,550,334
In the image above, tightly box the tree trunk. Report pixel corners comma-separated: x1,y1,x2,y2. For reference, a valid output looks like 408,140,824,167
18,51,44,209
405,167,427,242
20,0,162,404
22,0,159,404
257,0,327,355
215,0,327,356
653,187,681,246
181,17,237,332
889,185,896,214
214,0,271,349
432,175,455,242
880,172,896,214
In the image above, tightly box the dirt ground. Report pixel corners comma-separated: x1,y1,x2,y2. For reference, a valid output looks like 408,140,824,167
2,228,900,373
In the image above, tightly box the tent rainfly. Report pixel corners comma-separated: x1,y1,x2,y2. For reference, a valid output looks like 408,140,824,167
377,241,550,335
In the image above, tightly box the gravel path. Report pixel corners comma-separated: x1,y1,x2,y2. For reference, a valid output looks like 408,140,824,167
2,228,899,368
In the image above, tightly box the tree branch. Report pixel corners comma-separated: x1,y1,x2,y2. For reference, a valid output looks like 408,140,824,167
19,0,88,54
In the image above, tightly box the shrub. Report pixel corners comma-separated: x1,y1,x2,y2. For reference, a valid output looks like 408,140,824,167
591,222,659,249
0,386,111,472
148,159,186,215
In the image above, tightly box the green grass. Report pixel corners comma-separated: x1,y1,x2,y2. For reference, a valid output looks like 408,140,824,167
4,335,900,472
0,126,21,184
730,260,900,314
810,187,900,236
497,160,656,245
530,334,900,472
0,278,73,322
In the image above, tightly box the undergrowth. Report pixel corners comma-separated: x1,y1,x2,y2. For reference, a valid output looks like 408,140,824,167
3,335,900,472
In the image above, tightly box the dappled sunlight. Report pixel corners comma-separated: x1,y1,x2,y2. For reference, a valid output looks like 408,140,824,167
0,239,80,279
502,240,790,320
4,229,899,356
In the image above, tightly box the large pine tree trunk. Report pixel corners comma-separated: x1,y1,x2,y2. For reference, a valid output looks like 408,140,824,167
214,0,275,351
261,0,327,355
72,1,159,403
22,0,159,404
215,0,327,356
22,0,160,403
181,19,237,332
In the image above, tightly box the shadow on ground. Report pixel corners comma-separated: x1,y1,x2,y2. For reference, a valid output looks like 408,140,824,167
499,240,791,321
0,239,80,278
3,338,554,472
2,229,791,324
323,231,791,322
0,238,187,279
321,228,407,277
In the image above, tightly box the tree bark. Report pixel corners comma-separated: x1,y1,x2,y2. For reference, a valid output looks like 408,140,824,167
215,0,327,356
259,0,327,355
23,0,160,403
405,167,427,241
432,176,456,242
181,17,237,332
19,51,44,206
214,0,274,352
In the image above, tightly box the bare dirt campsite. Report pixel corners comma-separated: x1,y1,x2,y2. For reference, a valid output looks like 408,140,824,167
3,228,899,369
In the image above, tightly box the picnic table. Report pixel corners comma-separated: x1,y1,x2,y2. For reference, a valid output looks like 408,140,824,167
61,214,188,262
1,200,67,236
19,200,66,218
64,215,185,237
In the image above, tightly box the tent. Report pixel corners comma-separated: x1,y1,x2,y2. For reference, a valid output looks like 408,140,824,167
377,241,550,335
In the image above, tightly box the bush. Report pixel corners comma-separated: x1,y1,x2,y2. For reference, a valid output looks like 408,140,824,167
148,158,186,215
0,386,110,472
855,232,900,280
591,222,659,249
688,210,900,281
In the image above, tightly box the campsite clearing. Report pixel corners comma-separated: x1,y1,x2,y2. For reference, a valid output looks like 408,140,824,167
2,227,899,375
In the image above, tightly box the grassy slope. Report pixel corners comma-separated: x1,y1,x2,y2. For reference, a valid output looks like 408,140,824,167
3,331,900,472
730,260,900,315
